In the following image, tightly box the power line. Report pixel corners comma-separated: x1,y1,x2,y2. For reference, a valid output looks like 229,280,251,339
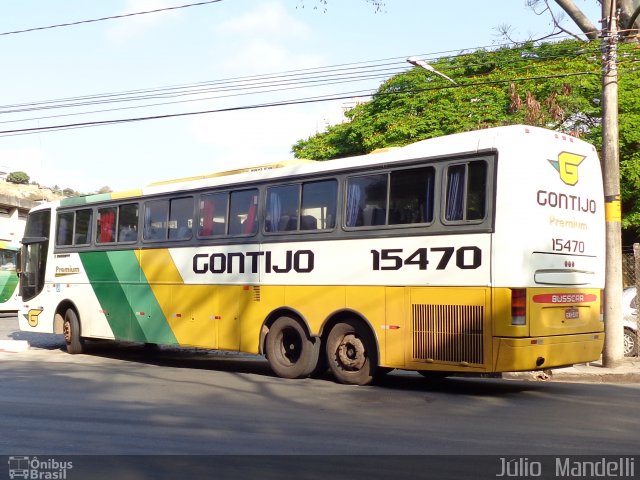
0,42,607,122
0,70,599,138
0,0,223,37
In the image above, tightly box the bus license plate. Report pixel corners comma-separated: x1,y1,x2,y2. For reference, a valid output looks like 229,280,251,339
565,308,579,320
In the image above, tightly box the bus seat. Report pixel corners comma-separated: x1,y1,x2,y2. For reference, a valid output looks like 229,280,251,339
362,205,385,226
300,215,317,230
277,215,292,231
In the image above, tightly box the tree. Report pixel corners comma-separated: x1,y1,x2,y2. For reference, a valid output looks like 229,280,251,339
292,40,640,236
6,171,30,184
526,0,639,41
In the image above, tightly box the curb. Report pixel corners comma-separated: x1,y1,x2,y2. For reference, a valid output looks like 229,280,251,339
550,371,640,384
502,364,640,384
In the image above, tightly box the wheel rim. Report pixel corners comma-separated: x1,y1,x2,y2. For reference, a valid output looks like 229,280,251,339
63,320,71,344
624,331,635,356
336,333,366,371
277,327,302,365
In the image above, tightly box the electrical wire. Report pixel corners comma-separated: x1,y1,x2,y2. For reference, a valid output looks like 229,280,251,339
0,70,600,138
0,42,607,121
0,0,223,36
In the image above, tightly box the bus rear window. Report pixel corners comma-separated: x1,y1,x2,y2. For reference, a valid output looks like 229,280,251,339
445,160,487,222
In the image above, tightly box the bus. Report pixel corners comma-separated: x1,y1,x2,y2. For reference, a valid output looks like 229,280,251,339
0,241,20,313
17,125,605,385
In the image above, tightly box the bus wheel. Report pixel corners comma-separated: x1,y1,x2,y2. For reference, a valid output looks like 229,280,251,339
326,320,377,386
265,316,319,379
63,308,84,355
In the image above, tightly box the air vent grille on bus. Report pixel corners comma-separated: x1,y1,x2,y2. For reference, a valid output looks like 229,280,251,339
412,304,484,365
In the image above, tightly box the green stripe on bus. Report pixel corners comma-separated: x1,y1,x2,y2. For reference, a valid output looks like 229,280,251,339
60,193,113,207
79,251,177,345
0,271,17,303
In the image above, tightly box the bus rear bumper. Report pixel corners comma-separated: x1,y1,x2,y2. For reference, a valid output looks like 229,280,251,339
493,332,604,372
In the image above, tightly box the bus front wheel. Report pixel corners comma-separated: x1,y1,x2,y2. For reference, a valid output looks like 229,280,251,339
326,320,377,386
63,308,84,355
265,316,319,379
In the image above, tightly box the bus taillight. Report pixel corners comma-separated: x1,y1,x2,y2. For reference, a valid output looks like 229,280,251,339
600,289,604,322
511,288,527,325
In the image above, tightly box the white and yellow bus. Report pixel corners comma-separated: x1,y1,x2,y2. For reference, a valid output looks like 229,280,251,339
18,125,605,385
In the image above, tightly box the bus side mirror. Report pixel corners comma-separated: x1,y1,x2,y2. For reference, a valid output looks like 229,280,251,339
16,250,21,276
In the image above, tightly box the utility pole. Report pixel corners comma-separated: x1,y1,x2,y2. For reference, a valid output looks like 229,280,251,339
602,0,624,367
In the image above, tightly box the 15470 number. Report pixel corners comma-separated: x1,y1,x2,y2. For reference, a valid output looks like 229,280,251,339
371,246,482,271
552,238,585,253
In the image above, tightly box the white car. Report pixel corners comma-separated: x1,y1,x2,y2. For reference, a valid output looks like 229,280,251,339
622,287,639,357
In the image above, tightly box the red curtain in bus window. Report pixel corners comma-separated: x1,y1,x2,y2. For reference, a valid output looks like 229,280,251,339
244,195,257,234
100,210,116,242
200,199,214,236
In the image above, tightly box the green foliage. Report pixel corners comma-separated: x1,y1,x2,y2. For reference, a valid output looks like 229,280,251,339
293,40,640,236
6,171,30,184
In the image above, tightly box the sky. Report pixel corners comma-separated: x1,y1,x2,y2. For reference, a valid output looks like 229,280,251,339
0,0,602,193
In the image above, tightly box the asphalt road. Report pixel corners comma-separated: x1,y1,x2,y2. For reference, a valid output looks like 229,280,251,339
1,314,639,454
1,314,638,479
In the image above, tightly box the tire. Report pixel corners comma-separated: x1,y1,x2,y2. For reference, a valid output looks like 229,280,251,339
326,320,378,386
265,316,320,379
63,308,84,354
624,327,638,357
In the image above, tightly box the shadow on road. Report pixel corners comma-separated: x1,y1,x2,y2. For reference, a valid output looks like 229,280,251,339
33,338,547,396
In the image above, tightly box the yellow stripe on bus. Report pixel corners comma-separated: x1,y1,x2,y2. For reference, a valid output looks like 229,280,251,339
135,249,207,345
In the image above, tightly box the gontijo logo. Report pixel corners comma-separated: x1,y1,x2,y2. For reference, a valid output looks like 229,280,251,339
548,152,586,186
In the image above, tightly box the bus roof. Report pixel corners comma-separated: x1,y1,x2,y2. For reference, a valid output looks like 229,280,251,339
55,125,591,208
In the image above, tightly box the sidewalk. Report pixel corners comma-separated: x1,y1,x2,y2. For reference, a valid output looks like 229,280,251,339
504,357,640,384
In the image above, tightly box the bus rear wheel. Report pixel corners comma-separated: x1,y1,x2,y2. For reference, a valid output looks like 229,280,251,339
326,320,377,386
63,308,84,355
265,316,319,379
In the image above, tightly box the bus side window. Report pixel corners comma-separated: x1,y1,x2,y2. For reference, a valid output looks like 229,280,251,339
301,179,337,230
229,189,258,236
266,185,299,232
345,174,387,227
389,167,435,225
445,160,487,222
198,192,228,237
117,204,139,242
56,212,74,246
96,207,117,244
144,200,168,241
74,209,92,245
168,197,193,241
467,161,487,220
